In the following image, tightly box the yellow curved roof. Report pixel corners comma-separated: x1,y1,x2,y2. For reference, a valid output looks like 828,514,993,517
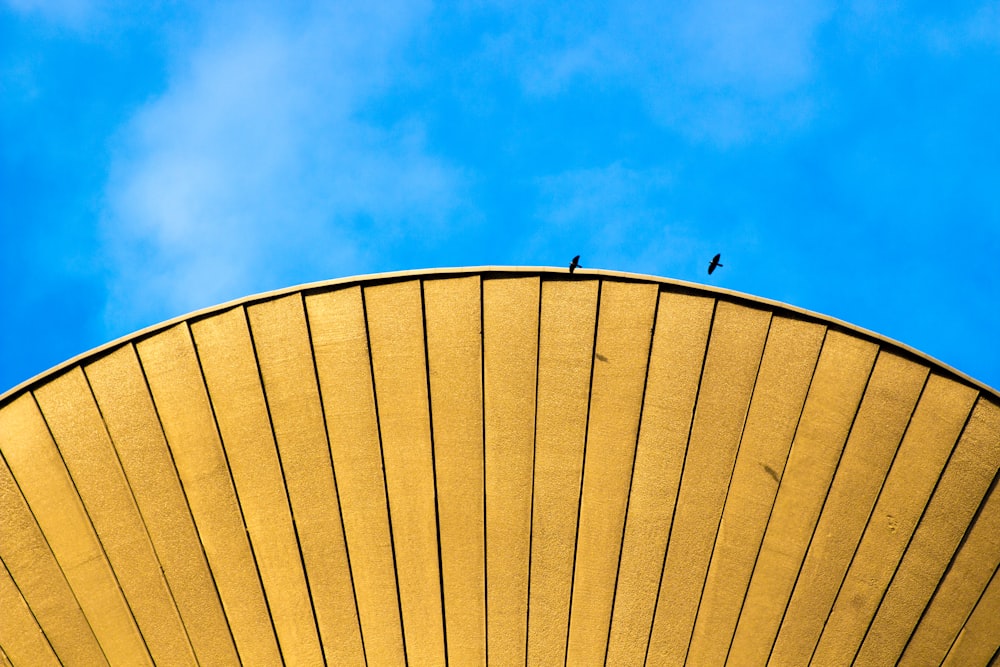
1,268,997,666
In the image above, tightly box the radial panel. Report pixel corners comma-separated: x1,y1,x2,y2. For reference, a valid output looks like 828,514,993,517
483,276,540,665
245,295,364,665
0,393,149,665
0,559,59,666
424,276,487,666
137,325,280,665
0,450,105,665
365,280,445,666
84,345,239,665
606,291,715,666
307,286,404,665
566,280,659,664
728,330,879,665
942,564,1000,666
192,304,325,665
527,278,599,665
809,373,978,663
33,368,194,665
900,472,1000,665
769,351,929,663
855,397,1000,664
686,315,826,665
647,300,772,663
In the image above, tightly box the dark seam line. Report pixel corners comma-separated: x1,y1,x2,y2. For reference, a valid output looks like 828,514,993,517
932,424,997,584
524,277,545,667
246,300,329,665
643,298,718,667
80,366,201,664
34,382,152,656
763,347,883,665
188,320,284,664
563,279,603,667
683,312,774,665
807,370,931,665
919,471,1000,665
851,395,984,665
723,326,829,665
480,276,489,667
602,288,661,667
939,558,1000,664
882,410,995,664
0,640,15,666
419,281,450,667
132,341,239,658
299,295,367,667
0,457,97,663
360,286,410,667
0,555,61,661
987,637,1000,667
28,390,152,664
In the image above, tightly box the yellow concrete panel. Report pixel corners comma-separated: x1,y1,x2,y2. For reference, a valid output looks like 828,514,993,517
0,462,99,665
686,316,825,666
483,276,539,665
84,345,239,665
901,478,1000,665
0,393,150,665
943,565,1000,667
856,398,1000,665
566,281,659,664
365,280,446,666
424,276,486,666
307,286,405,666
4,268,1000,666
246,295,366,665
35,367,195,665
770,352,930,662
33,369,195,666
0,523,66,666
136,324,281,665
728,330,878,666
811,374,978,664
606,291,714,667
191,305,326,665
527,279,599,666
646,300,771,664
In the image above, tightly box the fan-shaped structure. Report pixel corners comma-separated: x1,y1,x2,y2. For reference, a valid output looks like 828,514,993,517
1,268,998,666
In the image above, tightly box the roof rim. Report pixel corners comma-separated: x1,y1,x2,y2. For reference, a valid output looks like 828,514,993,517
3,266,997,405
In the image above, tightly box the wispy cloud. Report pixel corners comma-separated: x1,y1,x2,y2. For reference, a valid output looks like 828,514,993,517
531,162,728,276
3,0,96,28
101,2,465,332
481,0,833,144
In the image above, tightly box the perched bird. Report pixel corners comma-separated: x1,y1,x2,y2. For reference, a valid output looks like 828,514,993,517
708,253,723,275
569,255,581,273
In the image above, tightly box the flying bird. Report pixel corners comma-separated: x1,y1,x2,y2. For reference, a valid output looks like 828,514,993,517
569,255,581,273
708,253,723,275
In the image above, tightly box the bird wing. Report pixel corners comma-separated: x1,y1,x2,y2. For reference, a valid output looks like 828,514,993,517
712,253,721,263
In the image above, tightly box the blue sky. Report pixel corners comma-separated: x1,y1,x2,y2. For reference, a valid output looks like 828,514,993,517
2,0,998,393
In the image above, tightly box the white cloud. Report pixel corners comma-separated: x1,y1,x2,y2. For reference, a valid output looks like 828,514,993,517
101,3,465,331
532,163,701,274
487,0,833,144
3,0,96,28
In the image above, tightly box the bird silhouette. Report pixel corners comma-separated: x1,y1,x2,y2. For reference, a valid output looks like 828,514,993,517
708,253,723,275
569,255,581,273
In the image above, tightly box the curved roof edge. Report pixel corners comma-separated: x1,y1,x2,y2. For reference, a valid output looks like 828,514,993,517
4,266,997,405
